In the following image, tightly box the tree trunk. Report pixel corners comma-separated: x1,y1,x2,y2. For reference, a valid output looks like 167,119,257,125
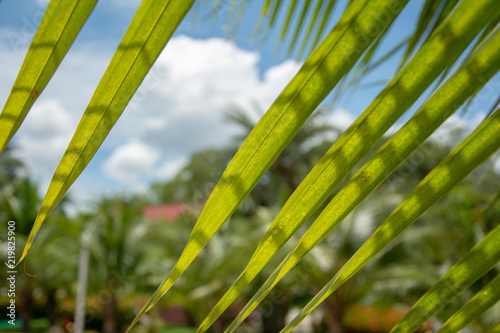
19,279,34,333
327,302,344,333
46,288,57,327
261,297,290,333
102,293,117,333
276,162,297,193
324,291,346,333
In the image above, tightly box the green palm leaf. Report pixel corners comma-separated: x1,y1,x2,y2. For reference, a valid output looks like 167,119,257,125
286,0,311,55
222,19,500,333
398,0,445,69
279,0,298,40
310,0,337,53
297,0,325,59
283,106,500,332
434,272,500,333
198,1,499,331
18,0,195,263
1,1,498,332
127,0,409,330
390,225,500,332
0,0,97,154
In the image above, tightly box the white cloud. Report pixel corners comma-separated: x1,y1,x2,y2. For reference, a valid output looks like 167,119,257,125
156,157,187,180
429,112,486,147
106,35,302,172
139,36,300,153
1,33,305,198
323,107,355,131
0,31,116,196
102,139,160,183
14,99,77,184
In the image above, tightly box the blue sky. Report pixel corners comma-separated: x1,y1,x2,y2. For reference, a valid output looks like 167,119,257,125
0,0,498,212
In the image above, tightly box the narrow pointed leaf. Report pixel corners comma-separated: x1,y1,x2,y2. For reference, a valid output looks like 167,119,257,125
487,94,500,118
298,0,325,59
435,273,500,333
224,19,500,333
390,227,500,332
132,0,409,330
360,26,393,70
261,0,273,15
269,0,283,27
222,0,238,38
286,0,311,55
230,1,247,41
399,0,444,69
19,0,195,263
430,0,460,37
471,11,500,55
279,0,298,40
284,107,500,332
256,0,285,48
200,2,499,331
0,0,97,154
311,0,337,52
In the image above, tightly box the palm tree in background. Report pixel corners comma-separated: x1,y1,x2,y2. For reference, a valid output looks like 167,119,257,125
29,214,81,329
83,195,150,333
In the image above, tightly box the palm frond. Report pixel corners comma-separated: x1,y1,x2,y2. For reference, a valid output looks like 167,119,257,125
129,1,409,329
18,0,195,263
0,1,498,332
0,0,97,153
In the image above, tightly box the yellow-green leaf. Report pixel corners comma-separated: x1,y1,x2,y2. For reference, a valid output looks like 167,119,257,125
279,0,298,40
129,0,409,330
435,272,500,333
297,0,324,59
202,1,500,331
284,106,500,332
390,224,500,332
286,0,311,55
0,0,98,153
19,0,195,263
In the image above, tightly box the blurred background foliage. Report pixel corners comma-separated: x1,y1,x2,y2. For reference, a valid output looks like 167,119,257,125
1,110,499,332
1,0,500,332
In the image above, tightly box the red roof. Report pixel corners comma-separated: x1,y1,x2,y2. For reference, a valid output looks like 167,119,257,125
143,203,203,222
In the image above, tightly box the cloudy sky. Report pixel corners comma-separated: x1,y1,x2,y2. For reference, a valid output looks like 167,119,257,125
0,0,498,211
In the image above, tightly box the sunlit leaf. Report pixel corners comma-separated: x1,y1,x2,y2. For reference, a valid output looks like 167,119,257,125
19,0,195,263
286,0,311,55
435,272,500,333
284,106,500,332
130,0,409,330
0,0,97,153
201,1,500,331
390,226,500,332
398,0,445,69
